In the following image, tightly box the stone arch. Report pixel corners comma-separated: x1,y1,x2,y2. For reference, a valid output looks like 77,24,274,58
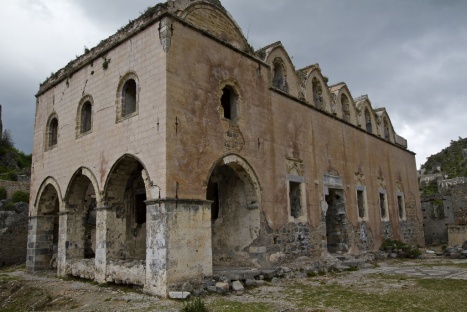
64,167,101,260
205,154,262,268
302,65,332,112
103,154,153,260
34,177,63,214
264,43,300,97
30,177,62,271
175,1,249,51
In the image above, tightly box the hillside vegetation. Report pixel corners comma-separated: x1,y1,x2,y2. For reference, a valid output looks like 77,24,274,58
0,130,32,181
421,137,467,178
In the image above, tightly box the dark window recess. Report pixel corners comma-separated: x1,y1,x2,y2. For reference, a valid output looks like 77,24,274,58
81,101,92,133
135,193,146,225
365,109,372,133
380,193,386,218
123,79,137,116
357,190,365,218
207,181,220,220
221,88,232,120
397,195,404,218
49,118,58,146
289,181,301,218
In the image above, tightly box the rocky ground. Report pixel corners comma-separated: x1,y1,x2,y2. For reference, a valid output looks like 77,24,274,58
1,255,466,312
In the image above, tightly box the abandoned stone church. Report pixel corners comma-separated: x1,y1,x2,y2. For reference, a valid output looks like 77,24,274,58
27,0,424,296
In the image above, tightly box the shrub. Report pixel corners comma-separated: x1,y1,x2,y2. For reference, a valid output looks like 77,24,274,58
181,297,209,312
4,201,15,211
0,187,6,200
12,190,29,204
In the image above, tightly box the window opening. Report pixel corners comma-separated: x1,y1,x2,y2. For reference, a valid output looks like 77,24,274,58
81,101,92,133
49,118,58,147
220,86,237,121
289,181,302,219
384,118,390,141
365,109,372,133
273,61,288,92
397,194,405,220
123,79,137,116
312,78,324,109
380,192,387,219
357,189,365,219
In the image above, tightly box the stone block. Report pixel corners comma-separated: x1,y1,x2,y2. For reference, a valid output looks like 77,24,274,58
232,280,244,292
249,246,266,254
261,269,276,279
169,292,191,299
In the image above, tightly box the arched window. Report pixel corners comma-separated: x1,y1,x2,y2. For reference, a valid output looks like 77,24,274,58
221,86,238,121
272,59,288,93
341,94,350,122
365,109,372,133
383,118,390,141
47,116,58,149
116,73,139,122
123,79,137,116
81,101,92,133
312,78,324,109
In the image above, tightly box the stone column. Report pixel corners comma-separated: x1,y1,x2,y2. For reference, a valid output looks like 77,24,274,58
144,199,212,297
144,200,168,297
94,204,110,283
57,209,84,277
26,215,55,272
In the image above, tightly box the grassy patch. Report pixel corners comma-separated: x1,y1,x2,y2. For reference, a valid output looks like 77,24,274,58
207,299,274,312
284,275,467,312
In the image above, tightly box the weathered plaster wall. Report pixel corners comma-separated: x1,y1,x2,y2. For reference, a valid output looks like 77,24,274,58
166,19,423,264
30,22,167,216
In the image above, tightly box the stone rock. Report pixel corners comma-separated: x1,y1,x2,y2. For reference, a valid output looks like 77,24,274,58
262,269,276,279
206,286,217,293
244,279,257,286
169,292,190,299
389,253,398,259
232,280,244,292
182,282,194,292
215,282,230,294
193,289,206,297
462,241,467,250
271,277,280,284
425,250,435,254
281,266,291,273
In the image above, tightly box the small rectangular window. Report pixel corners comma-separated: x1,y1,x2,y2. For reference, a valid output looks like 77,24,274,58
379,191,387,220
357,189,365,219
397,193,405,220
289,181,302,219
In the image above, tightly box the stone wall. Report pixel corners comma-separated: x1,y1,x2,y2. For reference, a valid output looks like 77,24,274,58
0,180,30,199
0,203,28,267
451,183,467,225
448,225,467,246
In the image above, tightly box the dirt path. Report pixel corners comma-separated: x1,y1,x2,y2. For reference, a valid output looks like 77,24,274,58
1,257,466,311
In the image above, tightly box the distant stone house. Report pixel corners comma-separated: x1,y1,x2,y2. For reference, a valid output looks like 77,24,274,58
27,0,424,297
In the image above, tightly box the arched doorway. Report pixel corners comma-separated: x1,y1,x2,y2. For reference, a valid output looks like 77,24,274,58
206,155,261,268
30,181,61,271
104,155,148,260
65,169,98,260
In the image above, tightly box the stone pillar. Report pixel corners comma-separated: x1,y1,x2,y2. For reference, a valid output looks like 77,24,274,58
144,199,212,297
57,209,84,277
26,215,55,272
144,200,168,297
94,205,110,283
57,211,68,276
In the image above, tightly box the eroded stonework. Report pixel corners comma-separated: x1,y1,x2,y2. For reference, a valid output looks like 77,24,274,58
28,0,424,297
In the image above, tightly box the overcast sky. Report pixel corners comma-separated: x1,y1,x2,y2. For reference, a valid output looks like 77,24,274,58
1,0,466,169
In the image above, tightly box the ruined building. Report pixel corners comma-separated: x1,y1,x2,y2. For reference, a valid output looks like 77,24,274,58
27,0,424,296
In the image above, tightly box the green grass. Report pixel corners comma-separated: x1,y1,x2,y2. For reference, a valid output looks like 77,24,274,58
284,275,467,312
207,299,274,312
